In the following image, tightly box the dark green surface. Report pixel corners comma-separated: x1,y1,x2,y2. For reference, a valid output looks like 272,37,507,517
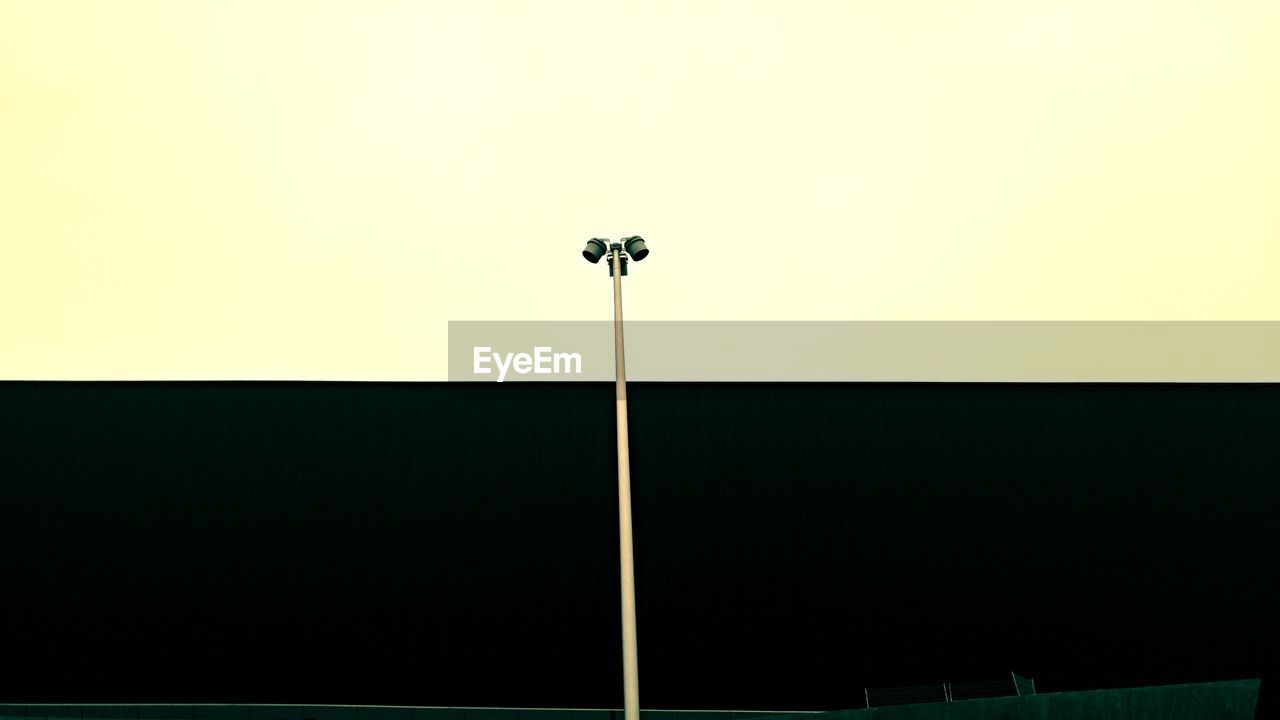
760,681,1259,720
0,383,1275,712
0,682,1260,720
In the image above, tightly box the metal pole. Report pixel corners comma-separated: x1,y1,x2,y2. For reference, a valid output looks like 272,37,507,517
612,246,640,720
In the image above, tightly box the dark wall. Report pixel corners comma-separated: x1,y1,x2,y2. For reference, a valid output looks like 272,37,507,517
0,383,1275,716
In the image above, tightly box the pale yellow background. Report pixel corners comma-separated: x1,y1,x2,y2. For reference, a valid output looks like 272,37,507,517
2,0,1278,379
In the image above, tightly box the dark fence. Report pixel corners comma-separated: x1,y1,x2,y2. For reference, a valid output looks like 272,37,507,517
758,681,1258,720
863,673,1035,709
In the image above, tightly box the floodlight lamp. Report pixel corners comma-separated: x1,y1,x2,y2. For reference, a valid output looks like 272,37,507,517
583,238,609,264
622,236,649,261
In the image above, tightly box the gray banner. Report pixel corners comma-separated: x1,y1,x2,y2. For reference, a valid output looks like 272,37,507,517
448,321,1280,382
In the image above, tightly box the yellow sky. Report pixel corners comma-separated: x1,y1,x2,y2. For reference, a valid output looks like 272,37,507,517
2,0,1277,379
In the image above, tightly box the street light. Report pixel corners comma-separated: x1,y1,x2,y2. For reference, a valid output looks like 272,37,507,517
621,236,649,261
583,238,609,264
582,236,648,720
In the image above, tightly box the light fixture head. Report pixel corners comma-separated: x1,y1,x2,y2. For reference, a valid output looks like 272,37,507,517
622,236,649,261
582,238,609,264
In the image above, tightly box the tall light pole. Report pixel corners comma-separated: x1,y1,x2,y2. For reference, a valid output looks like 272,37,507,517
582,235,650,720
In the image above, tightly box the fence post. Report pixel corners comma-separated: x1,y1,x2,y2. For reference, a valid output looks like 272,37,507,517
864,688,870,709
1012,670,1020,696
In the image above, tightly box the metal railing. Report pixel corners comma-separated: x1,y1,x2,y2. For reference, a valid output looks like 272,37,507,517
862,672,1036,709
